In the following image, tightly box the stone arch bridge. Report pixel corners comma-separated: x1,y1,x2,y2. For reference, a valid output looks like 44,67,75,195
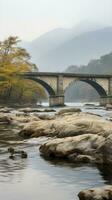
22,72,112,106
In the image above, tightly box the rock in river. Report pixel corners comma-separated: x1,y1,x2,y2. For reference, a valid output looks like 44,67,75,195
39,129,112,164
78,185,112,200
57,107,81,115
19,112,112,139
38,114,112,164
19,110,112,164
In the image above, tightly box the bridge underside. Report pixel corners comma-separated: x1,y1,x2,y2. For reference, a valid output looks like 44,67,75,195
49,80,108,107
81,80,107,97
23,76,55,95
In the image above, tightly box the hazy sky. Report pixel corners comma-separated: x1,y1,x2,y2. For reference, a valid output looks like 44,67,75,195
0,0,112,41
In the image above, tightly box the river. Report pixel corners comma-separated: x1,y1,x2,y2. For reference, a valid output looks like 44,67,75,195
0,103,112,200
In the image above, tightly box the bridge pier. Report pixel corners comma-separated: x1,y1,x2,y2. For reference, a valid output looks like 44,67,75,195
49,95,65,107
100,96,112,106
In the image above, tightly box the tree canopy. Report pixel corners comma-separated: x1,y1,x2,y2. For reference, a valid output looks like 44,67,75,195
0,36,46,105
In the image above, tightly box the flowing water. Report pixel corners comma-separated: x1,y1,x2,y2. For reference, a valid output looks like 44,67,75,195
0,103,112,200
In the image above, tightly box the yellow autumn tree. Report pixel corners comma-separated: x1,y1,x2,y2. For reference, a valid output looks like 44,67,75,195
0,36,46,105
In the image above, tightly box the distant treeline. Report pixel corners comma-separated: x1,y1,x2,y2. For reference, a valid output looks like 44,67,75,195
66,52,112,74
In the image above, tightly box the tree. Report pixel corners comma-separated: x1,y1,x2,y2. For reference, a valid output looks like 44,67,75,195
0,36,38,73
0,36,46,105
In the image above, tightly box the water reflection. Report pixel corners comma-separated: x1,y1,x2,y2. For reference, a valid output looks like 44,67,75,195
0,157,27,182
40,154,112,186
97,164,112,184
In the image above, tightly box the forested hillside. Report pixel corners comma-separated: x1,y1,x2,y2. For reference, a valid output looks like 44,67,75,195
65,52,112,102
66,52,112,74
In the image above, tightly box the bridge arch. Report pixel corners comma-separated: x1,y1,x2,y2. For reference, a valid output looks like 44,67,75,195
23,76,55,96
64,79,107,97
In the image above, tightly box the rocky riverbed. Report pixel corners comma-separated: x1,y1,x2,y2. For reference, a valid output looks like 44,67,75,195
16,108,112,165
0,104,112,199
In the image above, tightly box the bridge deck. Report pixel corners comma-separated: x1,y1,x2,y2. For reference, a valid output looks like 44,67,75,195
23,72,112,78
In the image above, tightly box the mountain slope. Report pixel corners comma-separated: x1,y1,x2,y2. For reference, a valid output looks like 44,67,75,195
38,27,112,71
25,28,72,63
66,51,112,74
25,20,104,59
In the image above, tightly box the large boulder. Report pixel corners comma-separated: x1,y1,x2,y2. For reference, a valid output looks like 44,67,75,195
39,131,112,164
39,134,104,161
78,185,112,200
19,112,112,139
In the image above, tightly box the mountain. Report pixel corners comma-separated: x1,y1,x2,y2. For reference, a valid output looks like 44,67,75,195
71,20,105,36
23,28,73,68
22,22,112,72
28,28,72,55
37,27,112,71
25,20,104,51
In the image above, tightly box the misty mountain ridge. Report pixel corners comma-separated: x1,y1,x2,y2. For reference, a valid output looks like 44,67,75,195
71,20,105,36
26,28,72,58
37,27,112,71
22,21,112,72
